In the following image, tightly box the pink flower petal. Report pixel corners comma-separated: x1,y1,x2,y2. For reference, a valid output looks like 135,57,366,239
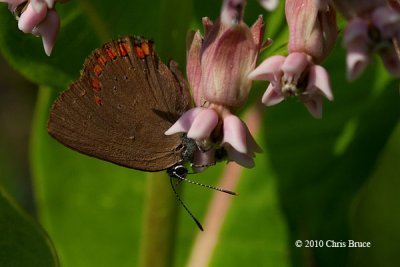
261,83,285,106
303,95,323,118
31,0,47,13
44,0,55,9
250,15,268,51
222,115,247,154
225,145,255,168
33,9,59,56
248,55,285,82
281,52,309,84
379,45,400,76
187,108,219,140
346,44,371,81
343,18,369,47
371,6,400,39
165,107,203,135
18,2,47,33
221,0,245,26
343,18,371,81
307,64,333,100
202,17,214,36
258,0,279,11
244,124,262,155
191,149,216,173
186,30,203,106
315,0,330,10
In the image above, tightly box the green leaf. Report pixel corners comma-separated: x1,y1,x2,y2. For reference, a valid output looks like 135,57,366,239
0,186,58,267
349,122,400,267
263,42,400,266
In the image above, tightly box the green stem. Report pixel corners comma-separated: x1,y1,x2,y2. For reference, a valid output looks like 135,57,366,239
139,2,192,266
139,172,179,267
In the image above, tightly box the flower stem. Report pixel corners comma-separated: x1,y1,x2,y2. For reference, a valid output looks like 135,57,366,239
139,172,179,267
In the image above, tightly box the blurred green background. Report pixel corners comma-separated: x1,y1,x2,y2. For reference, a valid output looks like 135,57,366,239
0,0,399,267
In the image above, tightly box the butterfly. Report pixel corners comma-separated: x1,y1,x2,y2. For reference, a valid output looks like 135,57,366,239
48,36,196,173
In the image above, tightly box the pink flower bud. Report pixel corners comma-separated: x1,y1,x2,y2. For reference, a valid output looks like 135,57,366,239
200,19,259,109
286,0,338,63
187,0,266,110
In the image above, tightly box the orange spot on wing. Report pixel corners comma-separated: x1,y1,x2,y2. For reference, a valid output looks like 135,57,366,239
94,64,103,76
105,46,117,60
92,79,102,92
141,42,150,56
97,55,107,65
118,41,131,57
134,46,145,59
95,96,102,106
95,51,107,65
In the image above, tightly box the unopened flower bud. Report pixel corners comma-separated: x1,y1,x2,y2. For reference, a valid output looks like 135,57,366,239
286,0,338,63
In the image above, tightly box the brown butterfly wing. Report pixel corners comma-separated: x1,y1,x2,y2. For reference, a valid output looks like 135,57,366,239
48,36,193,171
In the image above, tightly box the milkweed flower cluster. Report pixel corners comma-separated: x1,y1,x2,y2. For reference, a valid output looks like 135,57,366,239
0,0,68,56
329,0,400,80
249,0,399,119
166,0,267,168
249,0,337,118
168,0,399,169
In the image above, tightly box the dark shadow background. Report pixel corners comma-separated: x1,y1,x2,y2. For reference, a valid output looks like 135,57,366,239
0,54,36,213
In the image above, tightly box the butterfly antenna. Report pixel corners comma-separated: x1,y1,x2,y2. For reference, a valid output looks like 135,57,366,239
178,174,237,196
169,176,204,231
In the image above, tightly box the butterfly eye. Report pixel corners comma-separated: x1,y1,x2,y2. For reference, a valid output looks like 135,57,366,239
167,164,188,178
172,165,188,178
